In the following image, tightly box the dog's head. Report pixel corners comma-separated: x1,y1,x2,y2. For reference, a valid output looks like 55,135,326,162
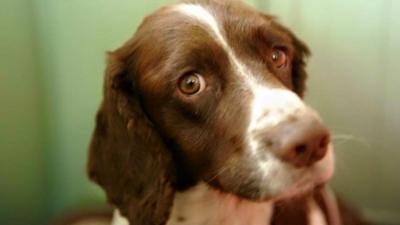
88,1,335,224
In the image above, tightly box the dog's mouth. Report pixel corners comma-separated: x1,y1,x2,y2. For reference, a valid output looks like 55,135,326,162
266,143,336,201
271,145,335,201
208,144,335,202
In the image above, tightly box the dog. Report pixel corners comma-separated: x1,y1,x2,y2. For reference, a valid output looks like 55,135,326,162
88,1,368,225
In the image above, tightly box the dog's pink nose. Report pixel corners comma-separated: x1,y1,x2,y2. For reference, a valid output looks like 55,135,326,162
276,115,330,167
280,119,330,167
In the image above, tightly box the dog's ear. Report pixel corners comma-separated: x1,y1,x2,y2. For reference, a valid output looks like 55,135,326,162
290,33,311,98
87,45,176,225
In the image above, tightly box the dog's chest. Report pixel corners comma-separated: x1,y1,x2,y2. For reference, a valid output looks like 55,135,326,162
166,183,274,225
111,185,334,225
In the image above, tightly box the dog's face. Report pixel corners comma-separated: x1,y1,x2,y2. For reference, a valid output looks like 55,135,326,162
136,2,334,200
88,0,335,223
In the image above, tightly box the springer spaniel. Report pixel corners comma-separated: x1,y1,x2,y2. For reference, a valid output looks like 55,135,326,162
88,1,368,225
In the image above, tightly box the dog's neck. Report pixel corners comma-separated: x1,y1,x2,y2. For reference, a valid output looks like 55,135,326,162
112,183,337,225
166,183,274,225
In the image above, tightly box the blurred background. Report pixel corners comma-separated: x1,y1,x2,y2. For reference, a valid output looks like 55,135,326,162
0,0,399,224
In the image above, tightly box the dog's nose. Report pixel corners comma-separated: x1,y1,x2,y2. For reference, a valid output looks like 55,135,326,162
268,114,330,167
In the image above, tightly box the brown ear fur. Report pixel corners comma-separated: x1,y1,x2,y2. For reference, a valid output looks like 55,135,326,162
291,33,311,97
267,17,311,97
87,46,176,225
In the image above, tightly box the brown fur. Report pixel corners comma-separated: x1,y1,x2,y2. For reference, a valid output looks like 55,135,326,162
87,48,176,224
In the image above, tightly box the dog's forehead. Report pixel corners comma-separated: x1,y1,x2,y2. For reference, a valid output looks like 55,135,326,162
174,3,250,78
136,1,294,95
170,2,285,88
173,3,254,73
171,1,268,42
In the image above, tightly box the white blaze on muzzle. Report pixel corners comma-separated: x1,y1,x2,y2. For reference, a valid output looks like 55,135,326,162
247,86,308,155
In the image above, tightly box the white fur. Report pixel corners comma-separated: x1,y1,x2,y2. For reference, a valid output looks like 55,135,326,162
111,210,129,225
110,184,274,225
111,184,340,225
308,198,328,225
166,183,274,225
175,4,250,79
322,186,342,225
247,88,307,140
247,87,309,196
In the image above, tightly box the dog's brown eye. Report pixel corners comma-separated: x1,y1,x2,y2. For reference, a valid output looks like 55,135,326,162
178,73,205,95
271,48,288,68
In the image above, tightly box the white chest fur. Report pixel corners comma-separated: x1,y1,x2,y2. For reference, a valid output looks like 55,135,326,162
111,184,338,225
166,183,274,225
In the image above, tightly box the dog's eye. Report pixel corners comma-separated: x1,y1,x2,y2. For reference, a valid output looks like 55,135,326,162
178,73,205,95
270,48,288,68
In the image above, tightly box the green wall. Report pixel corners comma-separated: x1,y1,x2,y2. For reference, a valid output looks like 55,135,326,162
0,0,44,224
33,0,171,216
0,0,398,225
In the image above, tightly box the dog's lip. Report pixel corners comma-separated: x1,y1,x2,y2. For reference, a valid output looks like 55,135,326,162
267,146,336,201
296,147,335,188
264,173,327,202
311,144,335,183
259,179,314,202
205,145,335,203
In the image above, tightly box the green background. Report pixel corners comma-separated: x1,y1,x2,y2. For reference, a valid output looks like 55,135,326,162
0,0,399,224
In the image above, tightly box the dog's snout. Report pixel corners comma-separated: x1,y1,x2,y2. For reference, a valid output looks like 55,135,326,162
266,113,331,168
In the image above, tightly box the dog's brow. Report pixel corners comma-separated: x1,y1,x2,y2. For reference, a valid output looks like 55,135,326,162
174,4,251,81
175,4,227,48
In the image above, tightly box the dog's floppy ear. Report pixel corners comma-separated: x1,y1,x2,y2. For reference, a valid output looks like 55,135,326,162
87,45,176,225
290,33,311,97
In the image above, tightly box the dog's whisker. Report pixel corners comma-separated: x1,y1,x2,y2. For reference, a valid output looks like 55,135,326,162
331,133,371,149
206,166,230,183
